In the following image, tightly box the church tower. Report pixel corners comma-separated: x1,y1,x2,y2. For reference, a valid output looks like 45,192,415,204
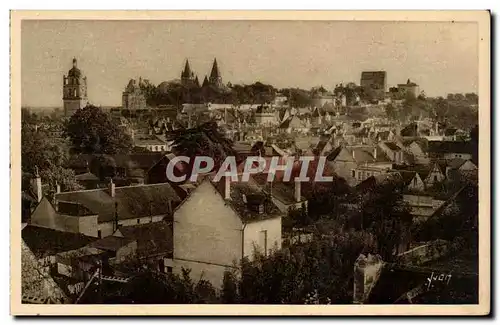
63,58,88,117
181,59,196,86
208,58,223,88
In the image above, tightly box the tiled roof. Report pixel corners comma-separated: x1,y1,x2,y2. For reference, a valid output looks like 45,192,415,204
55,183,181,223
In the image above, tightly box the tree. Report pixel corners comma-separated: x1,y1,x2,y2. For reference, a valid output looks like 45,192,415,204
39,165,83,201
357,181,413,260
169,121,235,169
384,103,397,120
65,105,133,154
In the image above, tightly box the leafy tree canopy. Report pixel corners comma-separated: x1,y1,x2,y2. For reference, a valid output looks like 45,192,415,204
65,105,133,155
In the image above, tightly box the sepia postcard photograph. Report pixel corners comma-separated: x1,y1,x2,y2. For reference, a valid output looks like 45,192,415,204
10,10,491,316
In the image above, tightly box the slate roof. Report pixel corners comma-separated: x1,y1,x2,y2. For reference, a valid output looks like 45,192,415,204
22,239,68,304
22,225,96,259
384,142,402,151
55,183,181,223
117,221,173,257
427,141,474,155
75,172,99,181
89,236,136,252
252,173,307,204
211,178,283,223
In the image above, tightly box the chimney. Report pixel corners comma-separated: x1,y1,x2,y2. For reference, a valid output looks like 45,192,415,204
224,175,231,200
109,179,116,198
373,147,377,160
31,167,42,202
294,179,301,203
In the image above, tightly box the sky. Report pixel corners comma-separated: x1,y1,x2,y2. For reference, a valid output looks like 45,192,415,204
21,20,478,107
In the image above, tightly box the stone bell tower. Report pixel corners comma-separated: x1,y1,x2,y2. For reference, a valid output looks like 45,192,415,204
63,58,88,117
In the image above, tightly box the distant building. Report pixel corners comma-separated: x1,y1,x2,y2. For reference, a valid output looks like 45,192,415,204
255,105,277,125
122,78,147,110
360,71,387,101
208,58,223,89
397,79,420,98
63,58,88,117
180,60,198,87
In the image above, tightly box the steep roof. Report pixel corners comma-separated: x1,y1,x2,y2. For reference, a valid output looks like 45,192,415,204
210,58,221,80
55,183,181,223
22,239,68,304
210,178,283,223
384,142,402,151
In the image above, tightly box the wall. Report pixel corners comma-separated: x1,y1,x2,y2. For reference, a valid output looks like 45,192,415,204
328,148,358,186
407,142,429,165
396,240,449,265
173,181,244,283
98,215,165,238
243,216,282,259
173,259,238,289
114,241,138,264
353,254,384,304
444,152,473,160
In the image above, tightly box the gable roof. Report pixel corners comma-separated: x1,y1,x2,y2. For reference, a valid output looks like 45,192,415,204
55,183,181,223
207,178,283,223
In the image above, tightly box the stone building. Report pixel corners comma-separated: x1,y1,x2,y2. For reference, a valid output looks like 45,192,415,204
122,78,147,110
63,58,88,117
360,71,387,101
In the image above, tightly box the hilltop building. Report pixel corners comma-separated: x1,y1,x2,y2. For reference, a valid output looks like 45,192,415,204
122,78,147,110
360,71,387,101
181,60,198,87
63,58,88,117
397,79,420,98
208,58,223,89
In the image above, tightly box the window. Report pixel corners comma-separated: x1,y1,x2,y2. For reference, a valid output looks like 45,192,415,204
434,175,438,182
166,267,173,274
413,177,418,186
97,230,102,238
137,219,140,224
351,170,355,178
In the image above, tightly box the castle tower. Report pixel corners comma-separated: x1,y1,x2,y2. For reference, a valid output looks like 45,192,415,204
208,58,223,88
181,59,195,86
63,58,88,117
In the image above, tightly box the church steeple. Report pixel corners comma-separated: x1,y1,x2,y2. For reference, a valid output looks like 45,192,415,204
202,75,209,88
194,75,200,88
208,58,223,88
181,59,195,86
